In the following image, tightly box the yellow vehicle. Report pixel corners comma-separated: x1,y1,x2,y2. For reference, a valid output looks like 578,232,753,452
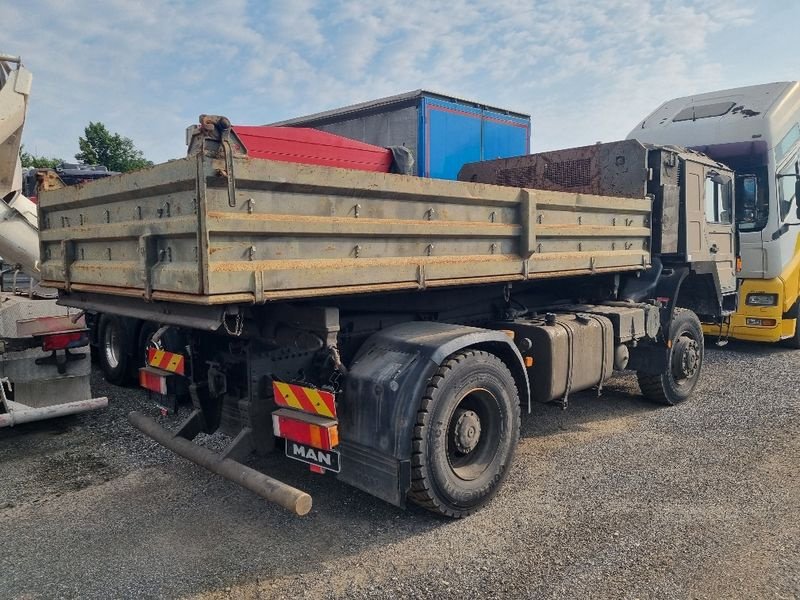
630,82,800,347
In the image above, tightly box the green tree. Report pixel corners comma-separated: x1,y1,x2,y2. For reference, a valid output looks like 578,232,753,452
19,145,62,169
75,122,152,173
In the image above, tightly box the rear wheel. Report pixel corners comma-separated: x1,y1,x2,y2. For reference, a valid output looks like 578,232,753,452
408,350,520,518
98,314,133,386
637,308,704,405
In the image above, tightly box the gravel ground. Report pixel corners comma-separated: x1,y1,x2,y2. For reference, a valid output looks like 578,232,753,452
0,342,798,599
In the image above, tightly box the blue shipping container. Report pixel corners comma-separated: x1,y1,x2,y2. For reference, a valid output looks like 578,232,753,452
270,90,531,180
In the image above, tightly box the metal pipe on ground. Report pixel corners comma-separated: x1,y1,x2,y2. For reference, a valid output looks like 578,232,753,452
0,396,108,427
127,411,313,516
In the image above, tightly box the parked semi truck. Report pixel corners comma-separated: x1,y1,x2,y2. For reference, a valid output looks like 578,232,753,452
0,53,105,427
629,82,800,346
37,116,735,516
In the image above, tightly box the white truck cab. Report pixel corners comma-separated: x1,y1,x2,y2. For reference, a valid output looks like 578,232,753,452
629,82,800,345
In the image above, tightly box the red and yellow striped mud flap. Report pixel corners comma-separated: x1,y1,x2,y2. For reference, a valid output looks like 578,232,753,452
147,348,185,376
272,381,336,418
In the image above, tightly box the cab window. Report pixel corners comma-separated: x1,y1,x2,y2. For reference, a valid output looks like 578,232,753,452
704,175,732,223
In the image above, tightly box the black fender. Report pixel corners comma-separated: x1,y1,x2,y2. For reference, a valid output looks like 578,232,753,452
627,264,719,375
337,321,529,507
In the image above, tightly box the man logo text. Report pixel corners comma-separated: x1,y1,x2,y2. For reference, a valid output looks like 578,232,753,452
292,444,332,465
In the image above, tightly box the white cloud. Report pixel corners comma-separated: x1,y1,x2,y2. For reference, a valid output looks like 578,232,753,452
6,0,787,165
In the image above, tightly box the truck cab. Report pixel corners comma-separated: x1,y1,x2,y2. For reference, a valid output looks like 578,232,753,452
629,82,800,346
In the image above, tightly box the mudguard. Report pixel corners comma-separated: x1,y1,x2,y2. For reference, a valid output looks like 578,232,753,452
336,321,528,507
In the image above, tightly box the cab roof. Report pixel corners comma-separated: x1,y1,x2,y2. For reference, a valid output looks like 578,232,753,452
629,81,800,153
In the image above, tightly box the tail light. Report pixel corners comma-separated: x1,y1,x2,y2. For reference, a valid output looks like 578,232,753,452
42,331,88,351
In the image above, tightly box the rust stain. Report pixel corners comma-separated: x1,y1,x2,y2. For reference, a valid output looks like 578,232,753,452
208,253,517,273
206,211,513,229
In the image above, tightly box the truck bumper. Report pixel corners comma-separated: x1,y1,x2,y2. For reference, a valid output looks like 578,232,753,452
0,396,108,427
127,410,312,516
703,277,794,343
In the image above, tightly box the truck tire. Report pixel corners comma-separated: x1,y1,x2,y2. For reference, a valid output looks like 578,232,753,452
408,350,521,518
98,314,133,386
781,304,800,349
637,308,703,405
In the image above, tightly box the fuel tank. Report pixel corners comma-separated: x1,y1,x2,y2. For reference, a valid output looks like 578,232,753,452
502,312,614,403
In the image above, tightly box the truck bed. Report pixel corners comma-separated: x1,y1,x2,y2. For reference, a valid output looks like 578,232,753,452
38,153,651,305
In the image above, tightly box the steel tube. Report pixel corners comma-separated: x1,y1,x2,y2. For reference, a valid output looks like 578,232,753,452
0,396,108,427
127,411,312,516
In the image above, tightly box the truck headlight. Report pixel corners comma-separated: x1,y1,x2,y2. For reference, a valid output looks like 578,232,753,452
746,293,778,306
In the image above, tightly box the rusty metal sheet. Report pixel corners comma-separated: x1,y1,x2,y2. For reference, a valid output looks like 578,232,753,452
38,152,652,305
459,139,651,199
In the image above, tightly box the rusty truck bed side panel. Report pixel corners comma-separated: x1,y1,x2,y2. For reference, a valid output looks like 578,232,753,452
38,154,651,304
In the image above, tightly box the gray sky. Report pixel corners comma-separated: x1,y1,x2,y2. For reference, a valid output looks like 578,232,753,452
6,0,797,164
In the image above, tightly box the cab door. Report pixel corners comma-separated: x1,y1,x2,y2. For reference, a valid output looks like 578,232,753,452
683,160,737,294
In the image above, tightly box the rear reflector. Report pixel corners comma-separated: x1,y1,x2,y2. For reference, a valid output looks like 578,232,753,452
273,381,336,418
147,348,185,375
139,366,168,395
272,408,339,451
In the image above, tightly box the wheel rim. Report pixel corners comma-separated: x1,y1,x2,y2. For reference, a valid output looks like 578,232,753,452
103,323,120,370
446,388,501,481
671,332,700,386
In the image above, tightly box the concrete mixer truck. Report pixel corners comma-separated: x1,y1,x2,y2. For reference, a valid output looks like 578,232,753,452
0,53,105,427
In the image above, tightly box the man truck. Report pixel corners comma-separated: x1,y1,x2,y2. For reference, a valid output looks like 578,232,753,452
88,91,533,396
629,81,800,347
36,116,735,516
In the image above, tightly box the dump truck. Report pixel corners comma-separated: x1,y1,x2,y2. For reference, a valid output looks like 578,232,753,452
90,91,531,395
36,116,735,516
0,53,106,427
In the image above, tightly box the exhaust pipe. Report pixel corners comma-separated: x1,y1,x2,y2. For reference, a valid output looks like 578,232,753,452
128,411,312,516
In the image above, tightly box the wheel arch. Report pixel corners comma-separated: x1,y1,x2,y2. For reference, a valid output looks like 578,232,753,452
337,321,528,507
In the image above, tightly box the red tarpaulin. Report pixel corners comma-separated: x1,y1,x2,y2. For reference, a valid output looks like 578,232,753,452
231,126,393,173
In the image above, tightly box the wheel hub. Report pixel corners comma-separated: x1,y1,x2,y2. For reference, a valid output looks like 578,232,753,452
452,409,481,454
672,336,700,379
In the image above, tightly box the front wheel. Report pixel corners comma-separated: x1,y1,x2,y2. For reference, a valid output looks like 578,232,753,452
781,303,800,349
408,350,521,518
637,308,704,405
